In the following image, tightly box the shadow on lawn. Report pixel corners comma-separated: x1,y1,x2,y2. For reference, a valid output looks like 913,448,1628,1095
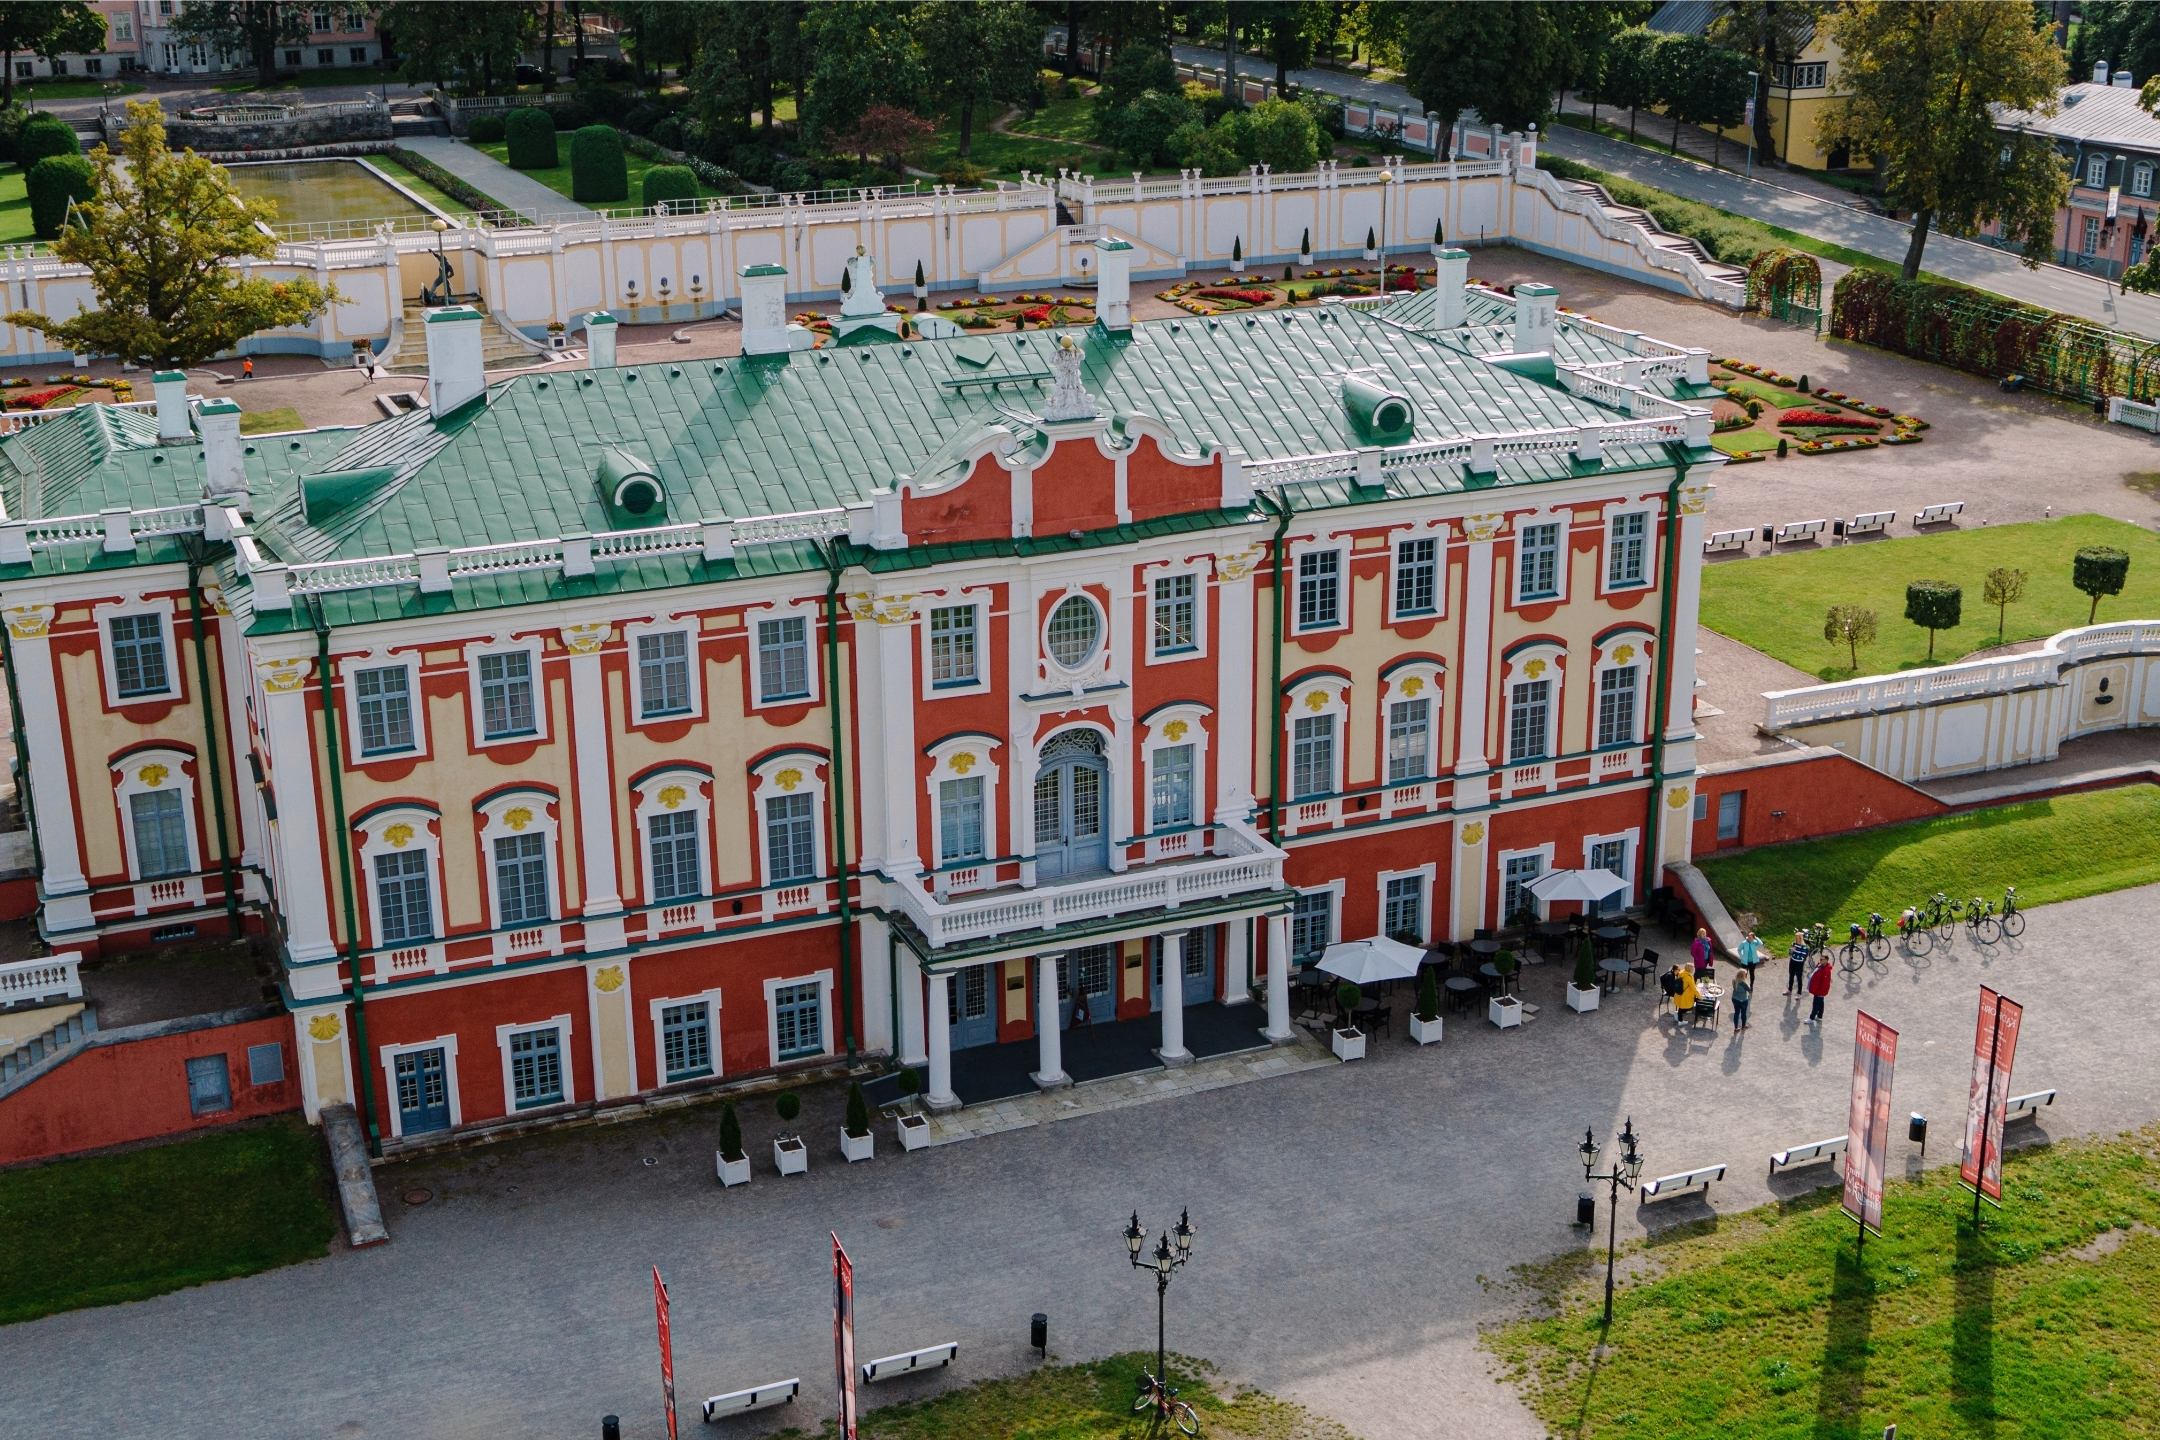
1952,1221,1998,1438
1811,1246,1877,1440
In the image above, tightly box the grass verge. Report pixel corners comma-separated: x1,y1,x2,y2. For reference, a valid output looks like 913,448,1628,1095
471,134,730,209
0,1118,338,1326
1486,1128,2160,1439
18,79,141,99
366,151,479,216
1697,785,2160,937
238,406,305,435
1700,515,2160,679
0,164,33,246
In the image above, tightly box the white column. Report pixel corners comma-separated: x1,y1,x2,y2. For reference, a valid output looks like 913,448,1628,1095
1453,529,1499,782
1221,919,1253,1005
208,598,266,887
560,624,624,951
1665,492,1709,743
3,607,90,934
1032,952,1070,1088
896,936,927,1066
1265,913,1294,1042
1213,549,1259,817
1157,932,1191,1065
926,969,957,1110
868,606,921,876
255,656,335,965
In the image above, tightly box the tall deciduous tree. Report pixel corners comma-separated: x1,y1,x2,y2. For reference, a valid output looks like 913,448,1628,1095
5,103,341,368
1820,1,2068,280
914,0,1038,158
1596,25,1664,141
0,2,104,107
168,1,307,84
1823,604,1879,672
1710,2,1828,163
800,1,925,152
1403,2,1566,149
380,1,535,93
1659,36,1753,165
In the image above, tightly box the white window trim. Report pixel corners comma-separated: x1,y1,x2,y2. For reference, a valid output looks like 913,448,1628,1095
2134,162,2155,199
1504,675,1557,762
1284,679,1349,798
1503,645,1565,761
631,768,715,904
763,968,835,1065
2087,155,2108,188
93,597,181,708
1290,539,1351,634
1387,531,1447,623
476,792,560,928
344,650,426,760
749,600,821,709
495,1013,576,1111
1141,705,1212,834
377,1034,462,1139
1513,516,1569,606
648,987,725,1086
466,636,548,747
110,747,201,881
1592,648,1650,750
924,736,1002,874
1040,587,1109,675
356,806,445,948
1581,829,1639,899
1497,842,1557,924
921,593,992,697
1603,504,1654,591
624,618,702,725
751,753,828,886
1146,566,1209,661
1292,877,1346,954
1380,665,1444,780
1377,862,1437,944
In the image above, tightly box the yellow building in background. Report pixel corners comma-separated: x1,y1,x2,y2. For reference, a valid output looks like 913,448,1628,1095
1646,1,1870,175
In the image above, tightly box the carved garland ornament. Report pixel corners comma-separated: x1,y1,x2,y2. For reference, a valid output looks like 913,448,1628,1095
1462,512,1509,543
259,658,309,693
561,622,611,654
1215,543,1267,582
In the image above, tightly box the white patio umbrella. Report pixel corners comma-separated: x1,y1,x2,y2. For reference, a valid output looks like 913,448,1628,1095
1526,868,1630,906
1315,935,1428,987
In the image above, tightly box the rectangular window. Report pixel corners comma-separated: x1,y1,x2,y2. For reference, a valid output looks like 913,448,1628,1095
1394,537,1438,617
185,1055,231,1116
1290,890,1333,960
2082,215,2102,254
282,47,300,66
1717,790,1744,841
129,789,190,878
938,776,985,863
108,613,171,699
647,810,702,902
636,631,691,717
1501,853,1545,927
756,616,810,702
927,605,978,687
49,58,66,75
348,45,367,62
1151,573,1197,654
315,47,332,64
1386,699,1431,782
763,792,816,882
1383,875,1425,943
354,665,414,754
772,980,823,1060
372,849,433,944
247,1041,285,1086
660,1001,713,1081
344,6,366,31
477,651,536,739
312,7,332,31
2135,164,2155,199
493,832,550,926
1508,680,1551,762
84,58,102,74
113,15,132,41
508,1026,564,1109
1606,512,1648,588
1596,667,1639,749
1290,714,1336,799
12,62,27,79
1151,742,1195,828
2087,155,2108,189
1295,550,1341,631
1693,792,1709,822
1516,522,1561,601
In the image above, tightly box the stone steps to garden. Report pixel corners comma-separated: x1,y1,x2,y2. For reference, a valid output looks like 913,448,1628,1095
1557,178,1749,286
380,299,550,375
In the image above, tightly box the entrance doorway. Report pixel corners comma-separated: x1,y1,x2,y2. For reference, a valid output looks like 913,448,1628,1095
1149,929,1218,1009
1059,945,1118,1027
1033,729,1110,881
394,1046,450,1135
947,964,996,1050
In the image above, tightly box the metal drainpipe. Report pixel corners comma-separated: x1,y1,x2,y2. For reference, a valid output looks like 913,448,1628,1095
1260,492,1294,843
1641,445,1691,906
311,599,382,1155
184,544,240,931
0,628,42,877
818,540,858,1061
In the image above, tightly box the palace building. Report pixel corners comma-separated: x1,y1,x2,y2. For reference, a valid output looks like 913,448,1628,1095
0,240,1720,1149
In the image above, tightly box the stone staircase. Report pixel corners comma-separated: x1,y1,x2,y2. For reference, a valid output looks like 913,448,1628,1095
379,298,553,375
1553,176,1750,288
0,1001,96,1091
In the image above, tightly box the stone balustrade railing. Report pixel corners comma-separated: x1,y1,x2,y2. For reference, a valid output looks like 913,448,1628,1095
1763,621,2160,729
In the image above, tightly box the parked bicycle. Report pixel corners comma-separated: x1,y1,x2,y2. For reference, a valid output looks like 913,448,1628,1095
1838,913,1891,972
1966,895,1999,944
1134,1368,1200,1435
1999,885,2025,938
1916,891,1960,942
1898,905,1932,957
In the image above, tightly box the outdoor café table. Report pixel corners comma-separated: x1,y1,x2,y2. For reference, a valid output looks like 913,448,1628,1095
1478,961,1515,995
1697,982,1725,1001
1468,937,1502,958
1534,920,1571,960
1596,957,1632,991
1443,975,1480,1013
1593,925,1631,958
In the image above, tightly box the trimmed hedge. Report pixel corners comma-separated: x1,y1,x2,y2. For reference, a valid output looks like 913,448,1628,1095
504,107,557,170
382,146,509,220
26,154,93,239
466,113,507,144
641,163,696,211
17,114,80,168
1828,269,2135,404
568,124,626,203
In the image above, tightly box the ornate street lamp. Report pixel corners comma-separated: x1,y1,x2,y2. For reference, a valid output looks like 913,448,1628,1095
1579,1118,1645,1328
1125,1208,1195,1393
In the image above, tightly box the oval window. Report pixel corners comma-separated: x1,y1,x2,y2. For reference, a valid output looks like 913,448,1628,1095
1045,594,1102,669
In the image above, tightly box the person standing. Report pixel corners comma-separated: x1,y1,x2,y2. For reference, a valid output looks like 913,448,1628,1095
1786,931,1809,997
1806,955,1832,1024
1690,927,1714,980
1731,970,1753,1032
241,357,254,381
1674,964,1700,1026
1738,929,1762,977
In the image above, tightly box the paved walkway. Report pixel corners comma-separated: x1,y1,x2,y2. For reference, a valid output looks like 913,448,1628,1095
1549,94,1875,210
7,883,2157,1440
1919,730,2160,806
393,135,592,221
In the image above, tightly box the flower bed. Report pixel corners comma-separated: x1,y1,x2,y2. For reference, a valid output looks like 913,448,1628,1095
1709,359,1928,460
1196,287,1273,306
1779,408,1881,430
6,385,82,411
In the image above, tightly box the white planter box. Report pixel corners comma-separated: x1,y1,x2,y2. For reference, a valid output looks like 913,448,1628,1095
896,1113,930,1151
1565,983,1601,1014
773,1136,808,1176
547,333,568,350
1298,252,1313,267
840,1129,875,1163
913,284,928,300
1230,258,1246,274
1409,1014,1444,1045
1363,248,1378,261
1489,996,1523,1030
1330,1026,1366,1061
715,1151,751,1187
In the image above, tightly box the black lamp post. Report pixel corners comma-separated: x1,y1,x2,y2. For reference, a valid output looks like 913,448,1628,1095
1124,1208,1194,1389
1579,1118,1645,1328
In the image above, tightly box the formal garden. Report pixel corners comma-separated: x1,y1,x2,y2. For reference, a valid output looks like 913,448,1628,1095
1707,357,1928,462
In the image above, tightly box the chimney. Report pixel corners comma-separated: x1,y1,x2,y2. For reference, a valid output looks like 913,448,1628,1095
1433,246,1470,329
585,310,618,368
1093,235,1133,330
153,369,191,442
1513,281,1557,354
424,305,486,419
2095,61,2110,84
2115,69,2136,88
196,397,247,499
738,262,813,356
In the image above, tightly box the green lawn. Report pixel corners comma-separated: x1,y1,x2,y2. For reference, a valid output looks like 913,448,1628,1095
238,406,305,435
365,152,479,216
1713,427,1781,455
923,109,1106,182
1488,1128,2160,1440
216,66,398,93
470,135,729,209
0,1119,337,1325
0,164,30,246
1697,785,2160,938
18,79,141,100
1005,85,1102,146
1701,515,2160,679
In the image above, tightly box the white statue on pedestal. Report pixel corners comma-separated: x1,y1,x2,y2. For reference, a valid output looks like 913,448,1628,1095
1042,334,1096,423
840,245,886,319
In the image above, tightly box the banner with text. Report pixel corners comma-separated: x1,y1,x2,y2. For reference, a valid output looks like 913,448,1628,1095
833,1232,859,1440
1843,1011,1898,1235
1960,987,2024,1203
653,1265,678,1440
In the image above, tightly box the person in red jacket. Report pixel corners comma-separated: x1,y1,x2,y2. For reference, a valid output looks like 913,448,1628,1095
1806,955,1833,1024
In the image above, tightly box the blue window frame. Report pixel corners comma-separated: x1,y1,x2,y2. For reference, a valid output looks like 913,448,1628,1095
660,1001,714,1082
107,613,171,699
492,832,550,926
507,1026,564,1109
1383,875,1425,942
1291,890,1333,960
185,1054,231,1116
371,849,433,944
477,651,536,739
636,631,691,718
1152,574,1198,654
647,810,702,902
129,789,190,878
1394,537,1439,616
1151,742,1195,828
763,792,817,882
756,616,810,702
938,776,985,863
354,665,414,755
1597,666,1639,748
1607,512,1648,588
1508,679,1551,762
773,980,823,1060
1291,714,1336,799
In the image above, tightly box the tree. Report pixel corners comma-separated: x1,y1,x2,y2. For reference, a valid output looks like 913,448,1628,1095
1904,579,1962,660
800,1,926,151
4,103,339,368
504,108,558,170
1656,36,1753,164
1239,96,1321,172
1110,88,1195,169
1403,3,1568,143
1982,566,2028,641
842,103,934,171
1820,1,2068,280
1554,3,1636,120
380,1,534,93
1823,603,1879,671
25,153,92,240
1249,1,1323,93
2072,546,2131,623
1711,2,1829,163
1094,37,1178,146
17,113,80,167
569,124,627,202
0,2,104,107
914,0,1038,158
170,1,307,84
1170,115,1242,175
1596,26,1664,142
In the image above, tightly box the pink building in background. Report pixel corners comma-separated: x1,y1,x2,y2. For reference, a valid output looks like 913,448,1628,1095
8,3,381,83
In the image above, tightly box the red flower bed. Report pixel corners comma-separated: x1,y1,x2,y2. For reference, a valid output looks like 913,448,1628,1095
6,386,80,411
1387,271,1418,291
1196,287,1273,306
1022,306,1051,324
1779,407,1881,430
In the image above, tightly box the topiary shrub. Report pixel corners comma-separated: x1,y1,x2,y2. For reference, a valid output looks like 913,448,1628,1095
641,163,696,211
26,154,93,240
774,1089,801,1130
1416,967,1439,1023
1776,436,1789,458
569,124,627,202
505,107,558,170
17,113,79,168
844,1082,871,1138
466,113,507,144
717,1100,744,1161
2073,546,2131,624
1904,580,1962,661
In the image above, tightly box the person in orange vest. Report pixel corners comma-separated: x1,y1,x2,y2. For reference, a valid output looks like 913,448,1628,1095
241,357,254,380
1806,954,1833,1025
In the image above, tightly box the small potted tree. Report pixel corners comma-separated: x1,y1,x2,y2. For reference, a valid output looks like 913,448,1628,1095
893,1069,930,1151
1488,949,1522,1029
1298,226,1313,266
1410,966,1444,1045
913,258,928,311
1230,235,1245,274
1331,980,1366,1061
772,1090,808,1176
714,1099,751,1187
840,1081,875,1163
545,320,568,350
1565,934,1601,1014
1430,216,1445,257
1363,225,1378,261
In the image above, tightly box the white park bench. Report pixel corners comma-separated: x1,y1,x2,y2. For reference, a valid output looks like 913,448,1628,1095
1842,511,1895,536
861,1341,958,1383
701,1378,799,1421
1773,518,1829,545
1704,528,1751,554
1640,1162,1728,1200
2004,1088,2056,1122
1769,1134,1847,1179
1913,501,1965,526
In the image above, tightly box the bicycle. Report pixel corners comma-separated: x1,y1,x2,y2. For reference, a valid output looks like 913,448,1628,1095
1920,891,1960,943
1134,1369,1200,1436
1999,885,2025,938
1836,921,1869,974
1966,895,1999,944
1802,921,1831,959
1898,906,1933,957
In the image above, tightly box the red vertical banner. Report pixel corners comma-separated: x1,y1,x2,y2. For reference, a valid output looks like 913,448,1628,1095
653,1265,678,1440
1843,1011,1898,1235
833,1232,859,1440
1960,988,2024,1202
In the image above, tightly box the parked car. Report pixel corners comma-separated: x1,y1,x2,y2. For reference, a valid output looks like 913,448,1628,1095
514,62,550,86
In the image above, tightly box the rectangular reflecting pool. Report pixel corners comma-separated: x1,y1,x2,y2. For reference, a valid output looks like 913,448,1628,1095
225,158,436,232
